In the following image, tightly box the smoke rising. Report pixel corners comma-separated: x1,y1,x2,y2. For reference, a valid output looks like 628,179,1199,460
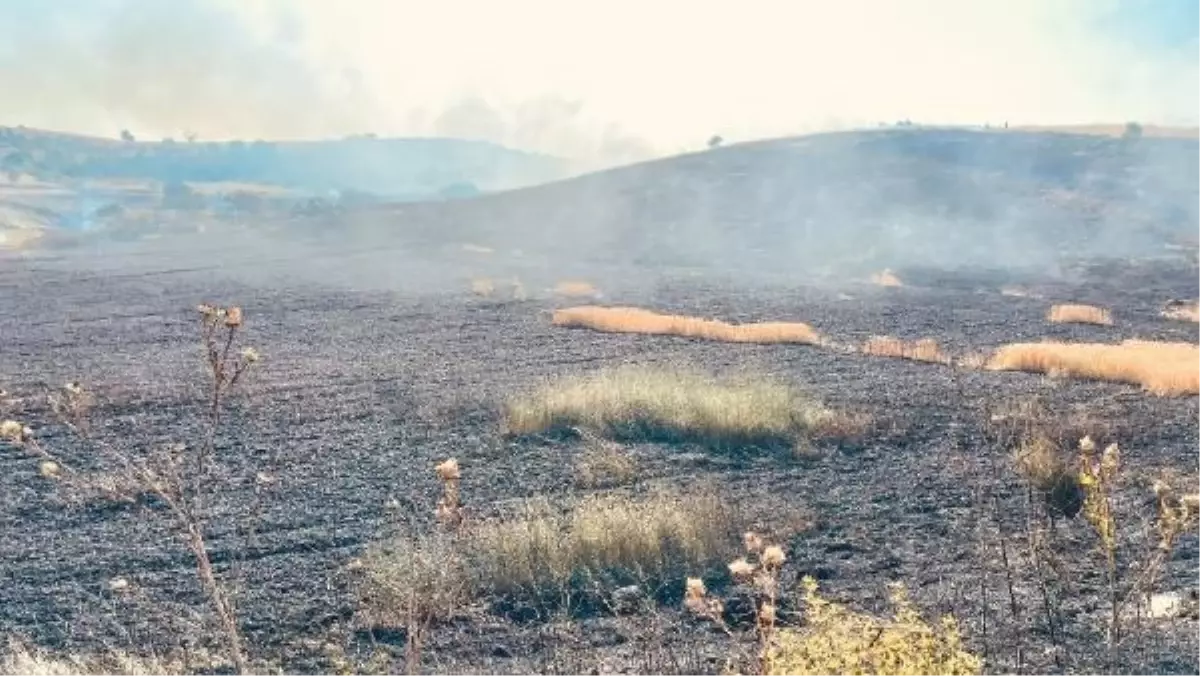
1,0,1195,166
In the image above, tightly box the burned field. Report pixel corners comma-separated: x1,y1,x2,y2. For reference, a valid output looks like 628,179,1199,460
1,251,1197,675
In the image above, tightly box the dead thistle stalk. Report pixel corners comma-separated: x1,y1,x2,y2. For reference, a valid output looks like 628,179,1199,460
685,531,787,675
2,303,261,674
435,458,464,531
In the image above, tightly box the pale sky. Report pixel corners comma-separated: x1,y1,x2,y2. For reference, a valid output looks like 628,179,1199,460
2,0,1197,164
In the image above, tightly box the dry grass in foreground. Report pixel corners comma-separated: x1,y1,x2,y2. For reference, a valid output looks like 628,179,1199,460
1047,303,1113,326
1,639,185,676
552,306,821,345
986,340,1199,396
503,366,854,451
470,490,738,600
359,488,743,614
861,336,950,365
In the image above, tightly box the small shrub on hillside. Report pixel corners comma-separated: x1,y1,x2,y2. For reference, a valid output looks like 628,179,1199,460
504,366,847,452
985,339,1198,395
1047,303,1113,326
552,306,822,345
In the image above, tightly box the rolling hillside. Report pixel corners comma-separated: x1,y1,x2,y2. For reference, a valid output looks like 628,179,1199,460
303,128,1198,277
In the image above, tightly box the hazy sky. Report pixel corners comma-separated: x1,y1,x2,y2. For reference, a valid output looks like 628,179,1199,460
1,0,1196,164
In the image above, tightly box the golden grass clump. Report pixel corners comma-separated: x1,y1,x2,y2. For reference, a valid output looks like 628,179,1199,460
768,577,983,675
468,490,736,599
861,336,950,364
985,339,1199,396
503,366,843,451
552,306,821,345
1047,303,1113,326
869,269,903,287
553,280,601,298
1161,299,1200,323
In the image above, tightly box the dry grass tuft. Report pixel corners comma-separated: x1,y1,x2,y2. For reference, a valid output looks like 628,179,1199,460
1,639,184,676
504,366,847,452
1047,303,1113,326
1161,299,1200,323
357,532,469,627
468,489,737,599
861,336,951,364
1000,286,1039,299
1012,431,1085,518
552,306,821,345
554,281,601,298
573,436,638,488
869,269,903,287
986,339,1199,396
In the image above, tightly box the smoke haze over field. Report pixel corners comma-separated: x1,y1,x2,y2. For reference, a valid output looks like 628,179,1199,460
1,0,1196,166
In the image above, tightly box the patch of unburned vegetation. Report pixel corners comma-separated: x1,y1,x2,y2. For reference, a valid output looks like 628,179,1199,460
1161,299,1199,323
553,280,601,298
861,336,950,364
1047,303,1113,326
552,306,821,345
1,639,186,676
986,340,1199,396
360,488,745,614
503,365,856,452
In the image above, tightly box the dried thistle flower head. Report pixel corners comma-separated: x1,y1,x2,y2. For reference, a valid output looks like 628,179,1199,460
64,381,84,395
39,461,61,478
1101,443,1120,472
1153,479,1171,498
196,303,217,317
1079,436,1096,453
1,419,25,442
743,531,764,554
685,577,707,600
728,557,755,580
758,603,777,626
240,347,260,363
224,306,244,328
435,458,461,481
761,545,786,569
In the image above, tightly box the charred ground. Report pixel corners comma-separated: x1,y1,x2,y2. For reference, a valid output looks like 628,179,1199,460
1,251,1197,674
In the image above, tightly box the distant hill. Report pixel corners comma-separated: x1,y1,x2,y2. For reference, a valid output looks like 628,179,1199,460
0,126,570,198
308,128,1198,276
